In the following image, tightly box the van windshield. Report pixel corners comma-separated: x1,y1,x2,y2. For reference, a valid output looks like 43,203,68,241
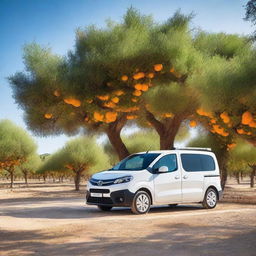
110,153,160,171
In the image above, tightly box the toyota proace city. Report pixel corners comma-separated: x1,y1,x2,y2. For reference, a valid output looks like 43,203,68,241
86,148,222,214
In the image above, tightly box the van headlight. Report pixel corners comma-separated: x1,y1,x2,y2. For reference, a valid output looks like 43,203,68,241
113,176,133,184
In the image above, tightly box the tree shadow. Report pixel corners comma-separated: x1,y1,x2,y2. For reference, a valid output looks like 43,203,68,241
1,222,255,256
0,204,204,220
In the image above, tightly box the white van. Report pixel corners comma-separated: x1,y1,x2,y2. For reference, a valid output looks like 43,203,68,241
86,148,222,214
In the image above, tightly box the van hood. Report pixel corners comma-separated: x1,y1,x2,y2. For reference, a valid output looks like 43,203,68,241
92,170,140,180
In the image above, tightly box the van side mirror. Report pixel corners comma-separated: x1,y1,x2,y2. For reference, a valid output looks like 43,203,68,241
158,166,168,173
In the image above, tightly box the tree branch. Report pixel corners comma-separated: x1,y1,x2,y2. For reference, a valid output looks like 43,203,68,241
145,110,164,135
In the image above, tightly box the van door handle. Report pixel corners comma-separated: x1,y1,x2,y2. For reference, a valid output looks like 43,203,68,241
183,175,188,179
174,176,180,179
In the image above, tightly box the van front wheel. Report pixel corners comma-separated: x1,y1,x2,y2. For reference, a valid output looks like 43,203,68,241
203,188,217,209
131,191,151,214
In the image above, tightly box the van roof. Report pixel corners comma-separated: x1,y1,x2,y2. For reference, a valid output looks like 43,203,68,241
139,147,213,154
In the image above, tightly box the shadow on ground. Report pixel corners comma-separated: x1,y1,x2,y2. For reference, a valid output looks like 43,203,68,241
1,222,255,256
0,204,203,219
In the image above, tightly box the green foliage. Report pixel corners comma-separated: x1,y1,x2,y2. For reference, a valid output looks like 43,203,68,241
230,140,256,165
39,136,110,175
9,8,201,134
194,32,251,59
8,7,256,153
0,119,37,167
17,154,41,174
145,82,198,115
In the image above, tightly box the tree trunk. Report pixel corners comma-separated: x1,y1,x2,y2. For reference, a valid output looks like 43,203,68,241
107,115,129,160
23,170,28,185
9,169,14,188
218,152,228,190
250,167,256,188
221,168,228,190
43,174,46,183
74,170,82,191
159,119,182,150
146,110,184,150
235,172,240,184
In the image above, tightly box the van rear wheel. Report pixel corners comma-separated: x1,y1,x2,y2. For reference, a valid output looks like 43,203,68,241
131,191,151,214
203,188,217,209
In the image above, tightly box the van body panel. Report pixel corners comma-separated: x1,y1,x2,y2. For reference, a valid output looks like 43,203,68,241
86,149,222,209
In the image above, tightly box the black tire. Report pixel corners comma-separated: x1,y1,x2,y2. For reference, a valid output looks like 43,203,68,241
202,188,218,209
97,205,113,211
168,204,178,207
131,191,151,214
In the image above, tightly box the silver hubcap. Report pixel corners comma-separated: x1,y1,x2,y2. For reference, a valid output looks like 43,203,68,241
136,194,149,213
206,191,217,207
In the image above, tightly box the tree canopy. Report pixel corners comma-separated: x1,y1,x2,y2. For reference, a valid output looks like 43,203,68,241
0,119,37,187
9,7,256,161
39,136,109,190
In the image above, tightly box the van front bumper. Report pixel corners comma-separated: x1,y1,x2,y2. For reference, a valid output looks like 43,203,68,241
86,189,135,207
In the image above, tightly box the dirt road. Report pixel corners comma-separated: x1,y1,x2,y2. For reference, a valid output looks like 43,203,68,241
0,184,255,256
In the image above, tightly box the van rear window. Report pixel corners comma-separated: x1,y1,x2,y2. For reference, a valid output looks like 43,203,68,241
181,154,215,172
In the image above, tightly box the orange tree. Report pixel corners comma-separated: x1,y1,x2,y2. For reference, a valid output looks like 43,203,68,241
229,140,256,187
13,9,254,161
189,32,256,148
9,9,203,160
39,136,109,191
17,153,41,185
0,120,37,187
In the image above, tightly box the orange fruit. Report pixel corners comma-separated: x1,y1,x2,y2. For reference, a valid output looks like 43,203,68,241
241,111,253,125
127,115,138,120
97,95,109,101
105,112,117,123
44,113,53,119
189,120,197,128
134,83,143,90
121,75,128,81
220,112,230,124
133,90,142,97
64,98,81,107
111,97,119,103
147,73,154,78
164,113,174,118
141,84,149,92
133,72,145,80
94,112,104,122
114,90,125,96
154,64,163,71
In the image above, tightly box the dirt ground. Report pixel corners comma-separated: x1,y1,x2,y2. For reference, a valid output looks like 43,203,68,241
0,182,255,256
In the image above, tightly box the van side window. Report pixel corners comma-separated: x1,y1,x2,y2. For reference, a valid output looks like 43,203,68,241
153,154,177,172
181,154,215,172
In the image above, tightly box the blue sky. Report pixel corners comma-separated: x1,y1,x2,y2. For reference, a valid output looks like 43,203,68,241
0,0,253,154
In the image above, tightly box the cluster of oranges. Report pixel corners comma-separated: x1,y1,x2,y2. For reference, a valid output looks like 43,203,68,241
45,63,183,123
94,111,118,123
0,159,21,168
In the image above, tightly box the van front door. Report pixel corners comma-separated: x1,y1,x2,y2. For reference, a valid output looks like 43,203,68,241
153,154,182,204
